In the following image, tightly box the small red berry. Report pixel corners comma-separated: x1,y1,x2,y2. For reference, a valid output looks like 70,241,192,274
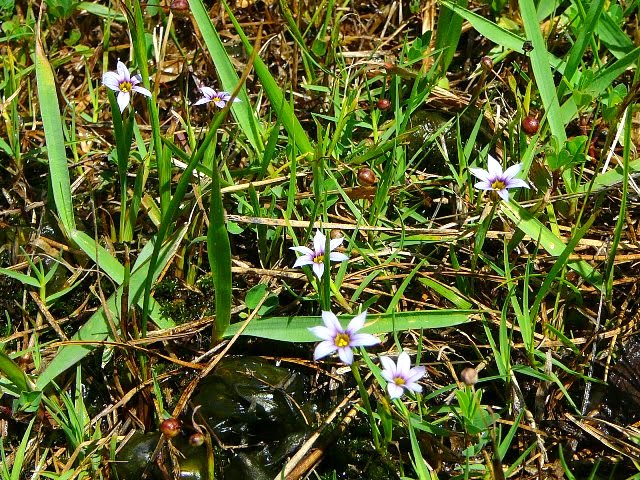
376,98,391,111
160,418,181,438
357,167,377,186
522,115,540,135
189,433,205,447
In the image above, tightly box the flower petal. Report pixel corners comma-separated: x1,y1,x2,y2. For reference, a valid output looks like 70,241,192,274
117,91,130,112
116,61,130,81
193,97,211,106
497,188,510,201
387,383,404,399
379,355,397,378
506,178,530,189
346,311,367,333
290,246,314,255
503,162,523,180
349,332,379,347
102,72,121,90
329,252,349,263
329,236,344,251
292,256,314,268
487,155,503,177
474,181,493,191
405,382,423,393
199,86,216,98
396,352,411,376
309,325,333,341
321,311,343,333
337,346,354,365
312,230,326,255
311,262,324,279
214,100,227,108
133,85,152,98
406,366,426,384
469,167,491,182
314,340,337,360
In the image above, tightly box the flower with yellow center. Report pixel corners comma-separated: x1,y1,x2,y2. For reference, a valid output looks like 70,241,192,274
469,155,530,201
194,86,241,108
291,230,349,280
380,352,426,399
102,60,151,112
309,310,379,365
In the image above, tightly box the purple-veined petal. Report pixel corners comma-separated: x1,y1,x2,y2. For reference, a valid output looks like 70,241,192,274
193,97,211,106
379,355,397,377
321,311,343,333
214,99,227,108
346,311,367,333
506,178,530,189
405,382,423,393
487,155,503,177
309,325,333,341
312,230,326,255
131,74,142,85
349,332,379,347
116,61,130,81
329,236,344,251
396,352,411,375
406,366,426,384
469,167,492,182
117,91,130,112
314,340,337,360
329,252,349,263
293,256,314,268
132,85,152,98
337,346,354,365
311,262,324,279
497,188,510,201
102,72,121,90
219,91,232,100
199,86,216,99
474,181,493,191
387,383,404,399
502,163,523,180
290,246,314,255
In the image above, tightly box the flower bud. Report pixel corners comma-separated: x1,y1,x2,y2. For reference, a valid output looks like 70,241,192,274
480,56,493,71
170,0,189,17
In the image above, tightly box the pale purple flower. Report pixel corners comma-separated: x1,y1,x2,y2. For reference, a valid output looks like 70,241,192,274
309,311,379,365
380,352,426,399
290,230,349,280
469,155,530,201
193,86,241,107
102,61,151,112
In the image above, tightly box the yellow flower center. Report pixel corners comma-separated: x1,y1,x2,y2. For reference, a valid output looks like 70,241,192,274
334,332,350,348
119,81,133,93
313,255,324,264
491,179,506,190
394,377,406,386
213,96,221,103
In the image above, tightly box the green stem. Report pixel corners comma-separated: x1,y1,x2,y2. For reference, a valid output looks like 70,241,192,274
350,360,381,450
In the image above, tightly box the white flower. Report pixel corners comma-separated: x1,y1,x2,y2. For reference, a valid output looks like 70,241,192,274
290,230,349,280
102,61,151,112
309,311,379,365
469,155,530,201
193,86,241,107
380,352,426,399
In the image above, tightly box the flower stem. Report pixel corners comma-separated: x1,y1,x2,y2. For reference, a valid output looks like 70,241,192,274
350,359,382,451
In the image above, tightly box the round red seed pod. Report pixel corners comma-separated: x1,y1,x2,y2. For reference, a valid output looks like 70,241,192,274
358,167,377,186
377,98,391,110
160,418,182,438
189,433,205,447
521,115,540,135
480,56,493,71
460,367,478,386
170,0,190,17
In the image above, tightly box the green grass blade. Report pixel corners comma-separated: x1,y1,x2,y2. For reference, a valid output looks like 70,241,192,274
223,309,474,342
36,228,186,389
434,0,467,73
221,0,314,157
519,0,566,144
188,0,264,153
34,29,76,234
0,268,41,289
0,350,33,393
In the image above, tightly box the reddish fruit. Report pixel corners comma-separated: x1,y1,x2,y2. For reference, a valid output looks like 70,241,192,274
170,0,189,17
460,367,478,386
189,433,205,447
376,98,391,110
522,115,540,135
160,418,181,438
357,167,377,186
480,56,493,71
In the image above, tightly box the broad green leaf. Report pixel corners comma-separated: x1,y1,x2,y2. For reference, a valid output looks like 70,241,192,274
223,310,474,342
